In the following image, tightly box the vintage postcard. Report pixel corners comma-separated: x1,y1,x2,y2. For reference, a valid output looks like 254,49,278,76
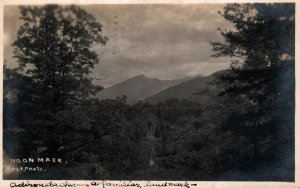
1,0,299,187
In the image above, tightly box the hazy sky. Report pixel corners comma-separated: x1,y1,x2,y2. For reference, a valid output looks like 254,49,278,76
4,4,232,87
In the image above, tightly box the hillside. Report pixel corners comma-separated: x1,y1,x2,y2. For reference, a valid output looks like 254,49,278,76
96,75,191,104
145,71,225,105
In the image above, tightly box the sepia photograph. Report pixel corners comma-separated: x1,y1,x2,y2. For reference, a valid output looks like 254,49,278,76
2,1,296,182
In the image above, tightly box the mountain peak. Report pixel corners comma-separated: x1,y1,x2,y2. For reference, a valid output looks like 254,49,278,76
127,74,151,82
135,74,147,79
97,75,192,104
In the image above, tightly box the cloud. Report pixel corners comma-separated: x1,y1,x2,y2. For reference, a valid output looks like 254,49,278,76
4,4,232,87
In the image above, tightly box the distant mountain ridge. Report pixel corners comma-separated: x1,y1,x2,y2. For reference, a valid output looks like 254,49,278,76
96,75,192,104
145,74,215,105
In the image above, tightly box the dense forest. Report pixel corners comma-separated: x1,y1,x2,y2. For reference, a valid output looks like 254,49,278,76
3,3,294,180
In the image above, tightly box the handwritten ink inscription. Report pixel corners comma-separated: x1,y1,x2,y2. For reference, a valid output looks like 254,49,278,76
9,181,198,188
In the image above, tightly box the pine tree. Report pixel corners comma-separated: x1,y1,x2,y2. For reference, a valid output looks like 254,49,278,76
211,3,295,177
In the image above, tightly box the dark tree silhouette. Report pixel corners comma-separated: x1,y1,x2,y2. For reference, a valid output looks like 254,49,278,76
11,5,108,157
13,5,108,108
211,3,295,179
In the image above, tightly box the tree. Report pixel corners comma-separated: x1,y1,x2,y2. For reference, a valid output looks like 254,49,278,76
13,5,108,109
211,3,294,179
11,5,108,157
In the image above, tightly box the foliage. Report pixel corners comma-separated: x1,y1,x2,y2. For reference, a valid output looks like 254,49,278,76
7,4,108,157
211,3,295,178
13,5,108,107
